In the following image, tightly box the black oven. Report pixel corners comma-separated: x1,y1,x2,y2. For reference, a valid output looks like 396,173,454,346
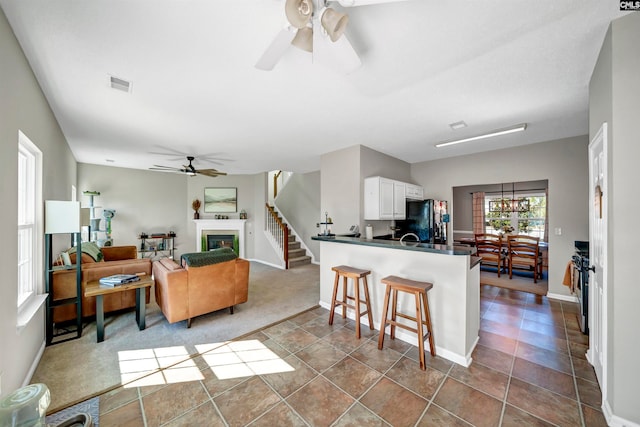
572,240,589,335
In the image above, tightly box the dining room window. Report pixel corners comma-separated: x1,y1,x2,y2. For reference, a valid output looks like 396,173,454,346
484,192,546,240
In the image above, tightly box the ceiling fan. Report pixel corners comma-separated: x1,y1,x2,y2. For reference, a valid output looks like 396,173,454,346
256,0,410,74
150,156,227,178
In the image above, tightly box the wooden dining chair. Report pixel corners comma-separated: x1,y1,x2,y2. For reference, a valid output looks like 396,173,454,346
474,233,508,277
507,235,543,282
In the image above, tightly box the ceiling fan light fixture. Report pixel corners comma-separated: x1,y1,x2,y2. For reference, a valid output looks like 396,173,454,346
291,26,313,52
285,0,313,29
320,7,349,42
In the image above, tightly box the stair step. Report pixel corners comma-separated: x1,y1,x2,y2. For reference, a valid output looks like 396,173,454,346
289,248,306,258
289,255,311,268
288,241,301,250
288,234,296,242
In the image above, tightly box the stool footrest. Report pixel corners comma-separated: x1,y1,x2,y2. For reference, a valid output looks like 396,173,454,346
332,302,370,318
394,312,428,325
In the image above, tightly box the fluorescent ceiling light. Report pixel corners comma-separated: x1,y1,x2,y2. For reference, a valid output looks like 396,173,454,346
435,123,527,148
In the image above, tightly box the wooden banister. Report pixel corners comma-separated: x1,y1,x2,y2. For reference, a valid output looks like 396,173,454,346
265,203,289,269
273,170,282,199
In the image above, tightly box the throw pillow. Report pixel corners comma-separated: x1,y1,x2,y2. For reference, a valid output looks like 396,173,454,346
67,241,104,262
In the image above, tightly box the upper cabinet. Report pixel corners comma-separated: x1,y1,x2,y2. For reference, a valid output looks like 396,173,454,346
405,184,424,201
364,177,419,220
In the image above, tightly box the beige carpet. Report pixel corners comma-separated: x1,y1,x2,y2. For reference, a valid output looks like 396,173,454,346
479,269,548,296
32,261,319,413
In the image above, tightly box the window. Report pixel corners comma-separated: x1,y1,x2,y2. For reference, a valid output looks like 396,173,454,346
17,131,43,312
484,192,546,240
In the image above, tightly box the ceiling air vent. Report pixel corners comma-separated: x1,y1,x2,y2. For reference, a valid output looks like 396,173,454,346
109,75,132,93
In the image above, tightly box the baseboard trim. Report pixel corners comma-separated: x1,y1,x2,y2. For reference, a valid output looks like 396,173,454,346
546,292,578,303
24,340,46,387
603,400,640,427
247,258,285,270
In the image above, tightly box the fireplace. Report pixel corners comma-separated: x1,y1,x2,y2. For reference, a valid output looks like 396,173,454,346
193,219,246,258
207,234,235,252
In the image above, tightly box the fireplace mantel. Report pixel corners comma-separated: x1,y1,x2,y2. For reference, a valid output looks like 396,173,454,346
194,219,246,258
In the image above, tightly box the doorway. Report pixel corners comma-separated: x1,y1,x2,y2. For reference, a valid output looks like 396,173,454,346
587,123,608,394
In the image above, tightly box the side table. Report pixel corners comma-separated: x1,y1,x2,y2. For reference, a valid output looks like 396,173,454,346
84,276,154,343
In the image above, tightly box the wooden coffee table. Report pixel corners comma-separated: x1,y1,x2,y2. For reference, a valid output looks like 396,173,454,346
85,276,154,343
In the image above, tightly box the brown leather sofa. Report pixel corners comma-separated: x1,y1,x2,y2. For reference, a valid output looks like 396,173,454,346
152,250,250,327
52,245,152,323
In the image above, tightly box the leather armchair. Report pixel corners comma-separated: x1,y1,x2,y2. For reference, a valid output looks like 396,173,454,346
152,253,249,328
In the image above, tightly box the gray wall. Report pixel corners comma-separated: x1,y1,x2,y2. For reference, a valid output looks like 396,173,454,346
321,145,362,237
410,136,589,298
77,165,282,266
320,144,414,241
275,171,321,260
0,7,77,397
77,164,188,255
590,12,640,423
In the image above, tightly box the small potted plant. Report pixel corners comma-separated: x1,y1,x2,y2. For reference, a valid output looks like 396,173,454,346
192,199,201,219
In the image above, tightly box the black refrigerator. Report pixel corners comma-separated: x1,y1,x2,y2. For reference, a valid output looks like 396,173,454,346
399,199,449,244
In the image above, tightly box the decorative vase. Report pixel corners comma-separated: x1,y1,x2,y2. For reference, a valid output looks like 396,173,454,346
194,211,200,219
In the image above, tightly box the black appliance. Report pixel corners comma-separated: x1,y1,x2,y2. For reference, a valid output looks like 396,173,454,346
398,199,448,244
572,240,589,335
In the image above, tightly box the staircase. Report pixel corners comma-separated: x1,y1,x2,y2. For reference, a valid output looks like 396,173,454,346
287,231,311,268
265,203,311,269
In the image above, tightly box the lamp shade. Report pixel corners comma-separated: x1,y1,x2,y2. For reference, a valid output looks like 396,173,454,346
291,26,313,52
45,201,80,234
285,0,313,29
321,8,349,42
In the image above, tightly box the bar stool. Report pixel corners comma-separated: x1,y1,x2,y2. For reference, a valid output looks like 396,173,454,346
329,265,374,339
377,275,435,370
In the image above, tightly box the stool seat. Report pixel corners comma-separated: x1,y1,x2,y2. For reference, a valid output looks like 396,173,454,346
378,275,435,370
331,265,371,278
329,265,373,338
380,275,433,293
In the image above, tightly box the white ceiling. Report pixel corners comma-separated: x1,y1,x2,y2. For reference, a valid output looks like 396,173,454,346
1,1,629,175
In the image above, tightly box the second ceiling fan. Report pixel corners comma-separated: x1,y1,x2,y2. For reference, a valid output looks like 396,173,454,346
256,0,410,74
150,156,227,178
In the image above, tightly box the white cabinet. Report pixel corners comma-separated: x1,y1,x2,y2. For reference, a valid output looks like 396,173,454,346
405,184,424,200
393,181,406,218
364,177,406,220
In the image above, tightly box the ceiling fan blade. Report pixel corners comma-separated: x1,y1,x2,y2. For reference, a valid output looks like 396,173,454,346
149,167,184,174
255,27,297,71
313,27,361,74
150,165,181,171
198,169,227,177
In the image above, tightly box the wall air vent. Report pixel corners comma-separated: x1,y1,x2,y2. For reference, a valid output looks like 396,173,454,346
109,75,132,93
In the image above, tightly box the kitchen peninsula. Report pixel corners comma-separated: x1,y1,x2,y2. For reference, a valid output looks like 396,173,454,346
312,235,481,366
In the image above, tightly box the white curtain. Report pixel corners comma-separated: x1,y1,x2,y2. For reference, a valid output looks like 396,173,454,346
472,192,485,235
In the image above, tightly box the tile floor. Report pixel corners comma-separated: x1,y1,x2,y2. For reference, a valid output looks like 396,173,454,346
65,284,607,426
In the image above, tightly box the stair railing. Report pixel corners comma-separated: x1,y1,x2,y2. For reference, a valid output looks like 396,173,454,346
265,203,289,269
273,170,282,199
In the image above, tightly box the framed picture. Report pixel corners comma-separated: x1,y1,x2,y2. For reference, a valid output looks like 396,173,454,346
204,187,237,213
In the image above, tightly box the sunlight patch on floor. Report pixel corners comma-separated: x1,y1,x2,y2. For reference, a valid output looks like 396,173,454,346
196,340,294,380
118,346,203,388
116,340,295,387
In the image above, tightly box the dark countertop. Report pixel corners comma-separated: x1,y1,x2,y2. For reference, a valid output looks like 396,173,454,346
312,235,476,256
